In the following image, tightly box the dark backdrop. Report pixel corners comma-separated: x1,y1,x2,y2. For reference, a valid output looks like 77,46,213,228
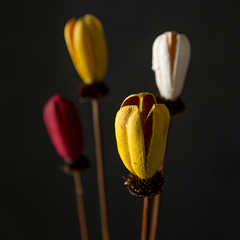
1,0,240,239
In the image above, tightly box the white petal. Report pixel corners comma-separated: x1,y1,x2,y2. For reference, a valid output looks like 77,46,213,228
171,34,191,100
152,34,172,100
152,32,191,100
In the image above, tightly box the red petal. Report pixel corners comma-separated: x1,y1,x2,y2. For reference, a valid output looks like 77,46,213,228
121,95,139,108
143,94,155,123
43,95,83,162
143,110,153,155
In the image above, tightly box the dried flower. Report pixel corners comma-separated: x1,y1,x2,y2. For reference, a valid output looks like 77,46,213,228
43,94,83,164
152,31,191,100
64,14,108,84
115,93,170,180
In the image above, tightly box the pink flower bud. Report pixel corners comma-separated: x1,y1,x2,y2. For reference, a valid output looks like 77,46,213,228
43,94,83,163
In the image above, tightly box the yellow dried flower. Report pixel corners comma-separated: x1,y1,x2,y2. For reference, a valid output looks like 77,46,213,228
64,14,108,84
115,93,170,179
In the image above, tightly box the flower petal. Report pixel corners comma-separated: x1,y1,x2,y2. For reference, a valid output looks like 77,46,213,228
152,32,191,100
115,105,146,178
152,33,172,100
165,31,178,84
64,18,86,79
73,17,96,83
145,104,170,178
43,95,83,163
173,34,191,100
83,15,108,82
121,92,156,124
121,94,140,108
64,15,108,84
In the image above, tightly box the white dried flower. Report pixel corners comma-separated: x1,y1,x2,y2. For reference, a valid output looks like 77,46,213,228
152,31,191,100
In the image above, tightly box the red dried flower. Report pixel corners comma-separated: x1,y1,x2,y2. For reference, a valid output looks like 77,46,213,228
43,94,83,163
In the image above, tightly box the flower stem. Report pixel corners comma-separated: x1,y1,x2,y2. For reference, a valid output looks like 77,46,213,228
149,162,165,240
91,99,110,240
73,171,90,240
141,197,151,240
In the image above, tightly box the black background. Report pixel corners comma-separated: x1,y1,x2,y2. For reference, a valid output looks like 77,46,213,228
1,0,240,239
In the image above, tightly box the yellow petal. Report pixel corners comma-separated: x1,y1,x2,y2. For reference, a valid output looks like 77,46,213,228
115,106,146,178
145,104,170,178
64,15,108,84
73,17,96,83
83,15,108,82
64,18,76,59
64,18,82,76
121,92,157,124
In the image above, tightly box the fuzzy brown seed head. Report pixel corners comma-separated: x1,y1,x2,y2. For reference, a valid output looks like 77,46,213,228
78,82,109,101
62,155,89,174
155,93,185,116
124,171,164,198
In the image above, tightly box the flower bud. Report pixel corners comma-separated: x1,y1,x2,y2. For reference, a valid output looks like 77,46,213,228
115,93,170,180
43,94,83,164
64,14,108,84
152,31,191,100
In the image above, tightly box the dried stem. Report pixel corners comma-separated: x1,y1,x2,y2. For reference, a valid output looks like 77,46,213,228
150,118,171,240
149,162,165,240
141,197,151,240
73,172,90,240
91,99,110,240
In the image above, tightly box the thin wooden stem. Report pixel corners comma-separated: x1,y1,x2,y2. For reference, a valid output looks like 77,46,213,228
141,197,151,240
150,119,171,240
149,161,166,240
91,99,110,240
73,172,90,240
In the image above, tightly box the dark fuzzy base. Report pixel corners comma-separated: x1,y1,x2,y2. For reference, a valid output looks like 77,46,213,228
61,156,89,174
155,93,185,116
78,82,109,101
124,171,164,198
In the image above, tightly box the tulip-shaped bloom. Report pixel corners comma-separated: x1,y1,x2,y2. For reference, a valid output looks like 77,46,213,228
64,14,108,84
43,95,83,164
152,31,191,100
115,93,170,180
